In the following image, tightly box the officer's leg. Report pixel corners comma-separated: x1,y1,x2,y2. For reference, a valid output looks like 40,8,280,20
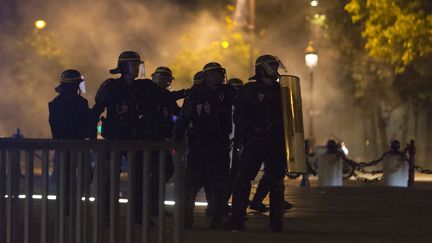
266,144,287,231
209,144,230,228
184,173,202,228
229,140,265,227
184,146,204,228
250,170,270,212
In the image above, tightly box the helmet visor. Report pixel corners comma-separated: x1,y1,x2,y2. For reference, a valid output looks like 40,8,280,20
79,76,86,94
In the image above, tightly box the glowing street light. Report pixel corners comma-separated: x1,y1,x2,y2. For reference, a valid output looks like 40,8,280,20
305,41,318,146
305,41,318,69
221,40,230,49
310,0,319,7
34,20,46,29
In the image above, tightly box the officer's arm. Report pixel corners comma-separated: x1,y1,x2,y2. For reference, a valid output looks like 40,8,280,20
173,96,194,140
48,102,60,139
90,80,111,138
233,87,254,132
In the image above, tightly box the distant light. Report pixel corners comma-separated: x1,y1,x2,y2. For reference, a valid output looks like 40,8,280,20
221,41,230,49
34,20,47,29
32,195,43,199
341,142,349,156
48,195,57,200
311,0,318,7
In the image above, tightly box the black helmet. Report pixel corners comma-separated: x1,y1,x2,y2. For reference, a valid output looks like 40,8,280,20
60,69,84,83
55,69,84,93
193,71,204,85
250,54,280,80
151,66,174,80
227,78,244,87
203,62,226,74
110,51,144,74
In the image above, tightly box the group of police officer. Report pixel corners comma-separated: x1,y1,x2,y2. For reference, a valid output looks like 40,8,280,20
48,50,290,232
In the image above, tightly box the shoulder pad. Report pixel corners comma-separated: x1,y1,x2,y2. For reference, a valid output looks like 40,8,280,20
95,78,117,102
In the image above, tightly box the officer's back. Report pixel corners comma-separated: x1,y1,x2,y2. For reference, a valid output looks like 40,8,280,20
49,69,89,139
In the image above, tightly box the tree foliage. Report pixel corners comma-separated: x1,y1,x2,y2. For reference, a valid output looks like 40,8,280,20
345,0,432,73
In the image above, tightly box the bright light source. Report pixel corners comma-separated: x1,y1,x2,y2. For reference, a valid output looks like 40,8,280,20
34,20,47,29
221,41,230,49
341,142,349,156
311,0,318,7
305,41,318,69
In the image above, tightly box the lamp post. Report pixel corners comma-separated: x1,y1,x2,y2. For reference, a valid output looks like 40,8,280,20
305,41,318,146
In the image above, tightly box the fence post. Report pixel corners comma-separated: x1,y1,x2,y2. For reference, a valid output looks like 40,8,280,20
407,140,416,188
24,150,34,243
173,148,185,243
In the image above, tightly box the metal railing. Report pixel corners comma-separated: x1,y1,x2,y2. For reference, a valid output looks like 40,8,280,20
0,138,186,243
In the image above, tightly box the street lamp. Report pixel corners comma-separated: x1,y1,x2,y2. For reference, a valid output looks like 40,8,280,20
34,20,46,29
310,0,319,7
305,41,318,146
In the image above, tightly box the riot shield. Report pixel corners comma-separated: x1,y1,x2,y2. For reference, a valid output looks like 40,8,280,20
280,75,306,173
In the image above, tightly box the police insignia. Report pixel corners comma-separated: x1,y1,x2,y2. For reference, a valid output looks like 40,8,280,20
204,102,211,114
257,94,265,102
196,104,203,115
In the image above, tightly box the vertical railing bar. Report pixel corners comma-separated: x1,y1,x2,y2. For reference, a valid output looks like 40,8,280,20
126,149,136,243
41,150,49,243
83,151,91,243
69,151,78,243
110,150,120,243
0,150,6,243
7,150,19,243
93,150,103,243
76,151,83,243
6,150,13,243
158,150,167,243
24,150,34,243
173,147,185,243
142,150,151,243
59,150,66,243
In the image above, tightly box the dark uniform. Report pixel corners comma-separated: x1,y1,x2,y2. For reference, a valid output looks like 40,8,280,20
49,70,89,139
227,55,286,232
175,63,235,228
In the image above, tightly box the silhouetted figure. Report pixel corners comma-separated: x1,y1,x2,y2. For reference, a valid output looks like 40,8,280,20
175,63,235,229
225,55,287,232
49,69,90,217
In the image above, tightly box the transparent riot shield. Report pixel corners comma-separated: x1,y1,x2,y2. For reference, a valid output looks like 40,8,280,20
280,75,306,173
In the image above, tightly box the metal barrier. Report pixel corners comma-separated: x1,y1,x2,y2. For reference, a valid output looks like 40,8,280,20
0,138,186,243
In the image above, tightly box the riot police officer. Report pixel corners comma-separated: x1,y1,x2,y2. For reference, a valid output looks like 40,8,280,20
92,51,144,139
225,55,287,232
49,69,90,216
49,69,90,139
175,62,235,229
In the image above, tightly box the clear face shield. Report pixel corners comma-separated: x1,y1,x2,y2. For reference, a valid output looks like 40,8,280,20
139,62,146,79
276,58,288,83
79,76,86,94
